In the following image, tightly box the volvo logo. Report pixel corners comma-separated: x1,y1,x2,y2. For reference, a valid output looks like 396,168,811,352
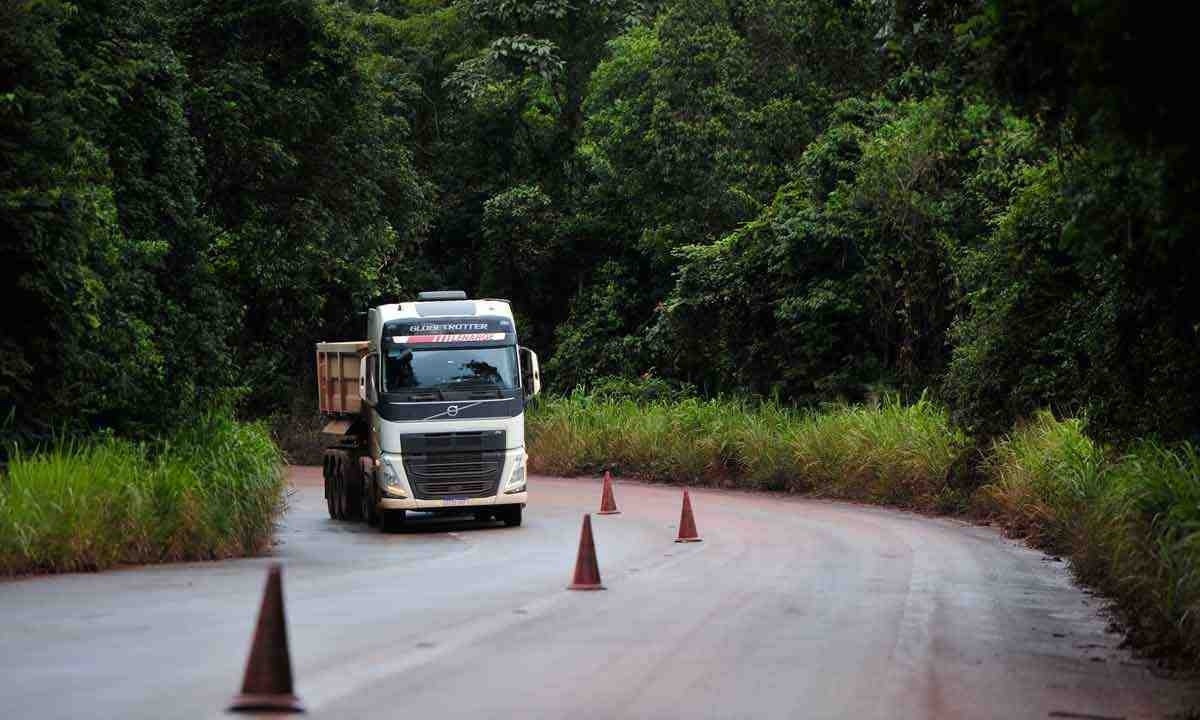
422,401,483,421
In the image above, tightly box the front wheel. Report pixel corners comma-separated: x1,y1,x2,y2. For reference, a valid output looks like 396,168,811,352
360,460,379,527
500,505,523,527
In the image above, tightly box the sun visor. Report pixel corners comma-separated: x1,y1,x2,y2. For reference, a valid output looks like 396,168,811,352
383,317,514,346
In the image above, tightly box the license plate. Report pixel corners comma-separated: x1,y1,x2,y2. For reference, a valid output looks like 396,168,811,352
442,497,469,505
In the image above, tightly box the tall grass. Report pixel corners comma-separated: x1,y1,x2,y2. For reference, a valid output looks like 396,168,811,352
528,392,969,510
977,412,1200,657
789,395,969,507
0,412,285,574
974,411,1109,550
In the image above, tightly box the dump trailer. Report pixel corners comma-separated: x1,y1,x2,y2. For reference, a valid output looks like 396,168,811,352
317,291,541,531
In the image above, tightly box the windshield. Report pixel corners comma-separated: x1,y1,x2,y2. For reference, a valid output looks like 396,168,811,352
383,345,519,400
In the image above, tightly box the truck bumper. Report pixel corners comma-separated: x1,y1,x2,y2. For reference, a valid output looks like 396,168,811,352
376,447,527,511
379,491,526,511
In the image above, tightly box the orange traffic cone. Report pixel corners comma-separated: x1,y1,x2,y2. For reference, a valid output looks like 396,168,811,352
228,564,305,714
598,471,621,515
675,488,702,543
567,514,605,590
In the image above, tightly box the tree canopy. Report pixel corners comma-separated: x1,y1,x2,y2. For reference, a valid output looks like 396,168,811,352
3,0,1196,446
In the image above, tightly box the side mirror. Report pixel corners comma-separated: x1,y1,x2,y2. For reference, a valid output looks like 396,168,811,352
359,352,380,407
519,346,541,401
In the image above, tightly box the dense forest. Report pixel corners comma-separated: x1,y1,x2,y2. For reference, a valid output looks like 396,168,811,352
3,0,1197,447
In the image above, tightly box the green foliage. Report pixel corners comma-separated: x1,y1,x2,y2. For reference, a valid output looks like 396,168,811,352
1,0,237,439
579,0,885,263
1106,443,1200,654
946,147,1200,442
543,260,651,391
653,95,1044,401
954,0,1200,442
788,394,970,507
586,374,696,403
7,0,1194,450
186,0,431,409
977,413,1200,657
547,0,889,375
528,392,968,508
0,411,284,574
975,411,1107,549
1,0,431,439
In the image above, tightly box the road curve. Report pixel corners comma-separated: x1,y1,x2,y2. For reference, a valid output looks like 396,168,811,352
0,467,1193,719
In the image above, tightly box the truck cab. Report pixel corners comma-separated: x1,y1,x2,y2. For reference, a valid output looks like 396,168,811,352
317,291,540,531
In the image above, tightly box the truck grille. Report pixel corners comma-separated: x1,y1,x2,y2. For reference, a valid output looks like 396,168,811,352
402,452,504,499
399,430,506,454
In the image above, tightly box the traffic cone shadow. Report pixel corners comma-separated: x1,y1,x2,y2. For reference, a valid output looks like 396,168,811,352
228,564,305,714
567,514,605,591
675,488,702,543
598,471,621,515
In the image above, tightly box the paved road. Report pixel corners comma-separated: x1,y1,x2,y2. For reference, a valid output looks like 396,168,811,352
1,467,1194,719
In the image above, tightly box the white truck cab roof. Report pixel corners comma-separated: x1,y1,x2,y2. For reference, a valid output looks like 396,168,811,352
367,295,515,351
373,298,514,325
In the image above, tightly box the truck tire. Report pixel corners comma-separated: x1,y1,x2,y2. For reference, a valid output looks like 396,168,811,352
335,451,354,521
342,454,362,521
501,505,523,527
360,458,379,526
335,452,348,520
379,509,406,533
322,451,338,520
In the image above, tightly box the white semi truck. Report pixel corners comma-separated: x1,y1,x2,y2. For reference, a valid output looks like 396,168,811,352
316,291,541,531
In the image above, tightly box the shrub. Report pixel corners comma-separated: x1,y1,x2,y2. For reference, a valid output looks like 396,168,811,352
790,395,969,507
528,392,968,509
0,412,285,574
976,412,1200,657
1084,442,1200,656
973,411,1107,550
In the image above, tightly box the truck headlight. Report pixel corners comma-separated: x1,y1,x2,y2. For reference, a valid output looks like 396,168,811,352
504,460,526,494
379,458,407,498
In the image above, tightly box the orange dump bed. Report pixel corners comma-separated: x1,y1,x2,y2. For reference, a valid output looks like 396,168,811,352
316,341,369,417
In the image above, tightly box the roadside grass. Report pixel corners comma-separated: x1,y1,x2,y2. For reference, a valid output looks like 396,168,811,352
973,412,1108,550
529,394,1200,660
0,412,285,575
528,392,969,510
789,395,969,508
979,414,1200,657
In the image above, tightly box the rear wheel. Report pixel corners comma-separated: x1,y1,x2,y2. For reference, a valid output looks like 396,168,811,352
337,453,351,520
332,453,347,520
342,454,362,521
379,509,406,533
325,449,365,522
322,453,337,520
500,505,523,527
